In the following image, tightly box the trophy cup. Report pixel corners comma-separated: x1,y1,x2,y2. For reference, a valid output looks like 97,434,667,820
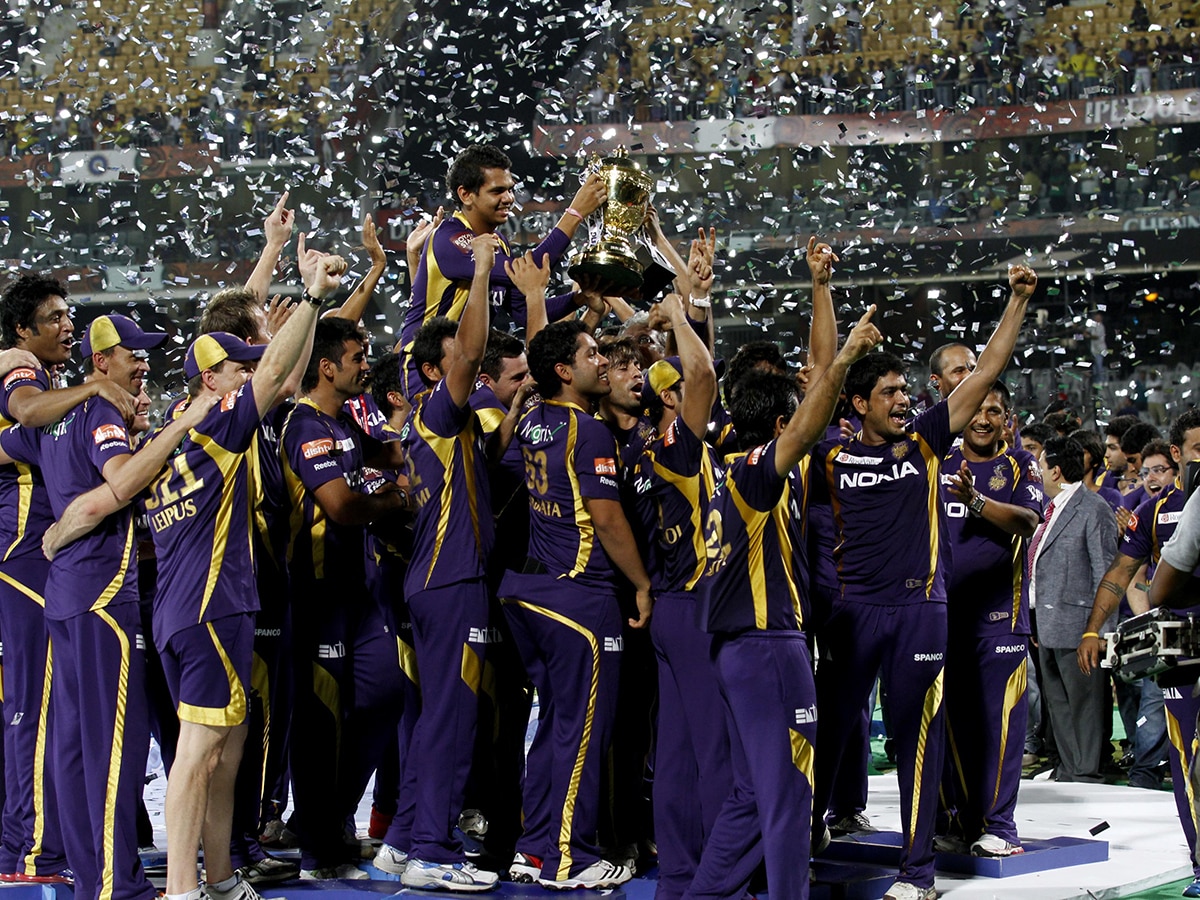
568,147,655,291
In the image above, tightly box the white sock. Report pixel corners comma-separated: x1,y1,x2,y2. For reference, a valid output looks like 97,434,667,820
208,875,239,894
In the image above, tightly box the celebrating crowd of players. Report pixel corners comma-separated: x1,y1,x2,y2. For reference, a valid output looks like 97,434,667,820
0,142,1195,900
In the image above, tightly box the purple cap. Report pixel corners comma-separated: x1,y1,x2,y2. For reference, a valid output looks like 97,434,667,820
81,314,168,357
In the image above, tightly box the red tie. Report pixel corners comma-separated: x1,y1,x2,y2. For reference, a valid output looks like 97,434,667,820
1026,498,1056,577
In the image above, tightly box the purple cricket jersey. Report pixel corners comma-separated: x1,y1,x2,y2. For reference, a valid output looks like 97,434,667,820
148,381,263,648
399,379,494,594
513,398,622,587
632,417,723,594
809,400,953,606
281,398,371,585
39,396,139,618
941,444,1045,635
698,441,809,634
1123,481,1200,578
0,366,54,561
400,212,576,352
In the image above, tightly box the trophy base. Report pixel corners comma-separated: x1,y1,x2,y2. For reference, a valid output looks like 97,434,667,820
568,248,644,290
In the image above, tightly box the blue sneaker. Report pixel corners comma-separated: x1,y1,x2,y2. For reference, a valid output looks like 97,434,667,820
1182,875,1200,898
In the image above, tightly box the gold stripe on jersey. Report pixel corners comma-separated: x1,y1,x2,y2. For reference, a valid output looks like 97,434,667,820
94,608,131,900
177,622,249,726
1166,707,1197,835
1150,490,1174,567
413,410,485,590
23,638,52,874
193,431,252,623
461,643,483,695
790,727,815,784
915,435,942,599
90,522,134,612
562,409,594,579
991,655,1027,809
248,432,270,549
0,570,45,608
503,599,599,882
475,406,505,435
908,668,944,852
648,451,707,589
4,461,34,561
727,474,769,628
397,637,420,687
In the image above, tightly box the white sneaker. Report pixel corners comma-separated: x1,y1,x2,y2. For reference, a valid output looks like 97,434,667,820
537,859,632,890
299,864,370,880
971,833,1024,857
207,874,263,900
400,859,499,892
882,881,936,900
508,851,542,884
372,843,409,875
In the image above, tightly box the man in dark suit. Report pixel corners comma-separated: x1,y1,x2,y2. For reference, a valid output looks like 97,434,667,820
1028,435,1119,782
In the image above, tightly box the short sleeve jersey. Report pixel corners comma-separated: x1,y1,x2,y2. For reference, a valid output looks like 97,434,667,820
1123,482,1200,578
941,444,1045,635
400,213,575,353
632,418,722,594
40,397,138,618
697,441,808,633
809,400,953,606
399,380,494,594
514,399,622,587
149,382,263,647
0,366,54,561
281,398,371,587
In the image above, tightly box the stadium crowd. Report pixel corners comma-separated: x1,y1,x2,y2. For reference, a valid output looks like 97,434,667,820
0,142,1196,900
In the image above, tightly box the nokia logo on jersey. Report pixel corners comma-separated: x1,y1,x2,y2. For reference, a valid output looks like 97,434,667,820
839,460,921,489
913,652,944,662
604,636,624,652
469,627,502,644
318,642,347,659
520,421,566,444
836,452,883,466
946,502,968,519
995,644,1025,654
795,705,817,724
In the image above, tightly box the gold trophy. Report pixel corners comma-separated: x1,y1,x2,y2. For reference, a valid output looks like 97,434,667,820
568,147,655,290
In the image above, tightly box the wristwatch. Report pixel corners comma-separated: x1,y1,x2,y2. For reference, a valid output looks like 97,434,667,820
968,493,986,516
301,290,324,307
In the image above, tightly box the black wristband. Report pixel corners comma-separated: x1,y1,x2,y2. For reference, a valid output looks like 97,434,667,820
301,290,324,307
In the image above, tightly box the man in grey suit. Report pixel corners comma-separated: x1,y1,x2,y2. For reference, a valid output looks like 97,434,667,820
1029,435,1119,782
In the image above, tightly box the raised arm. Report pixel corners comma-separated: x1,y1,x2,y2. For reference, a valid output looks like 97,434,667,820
946,264,1035,433
406,207,443,279
245,192,294,302
806,235,839,376
662,291,716,440
329,213,387,323
944,460,1039,537
445,233,499,408
506,251,552,343
775,306,883,477
253,233,346,415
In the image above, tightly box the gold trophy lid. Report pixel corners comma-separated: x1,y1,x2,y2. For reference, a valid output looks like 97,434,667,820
598,146,641,170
